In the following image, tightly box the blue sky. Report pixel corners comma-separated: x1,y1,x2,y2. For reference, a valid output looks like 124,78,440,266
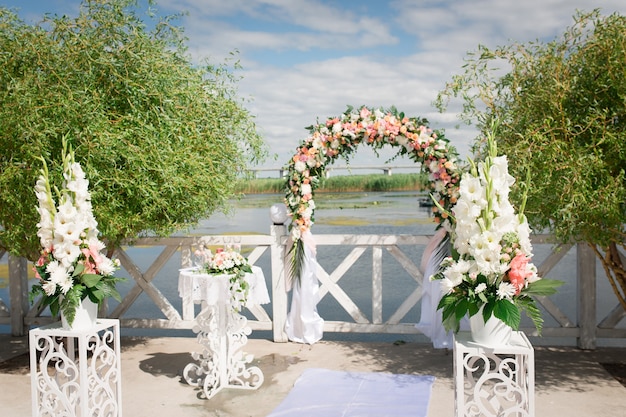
3,0,626,174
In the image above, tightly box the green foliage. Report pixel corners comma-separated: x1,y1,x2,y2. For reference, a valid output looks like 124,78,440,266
436,9,626,249
0,0,267,260
437,275,562,334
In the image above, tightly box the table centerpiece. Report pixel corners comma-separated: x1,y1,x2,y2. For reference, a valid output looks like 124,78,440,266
193,245,252,312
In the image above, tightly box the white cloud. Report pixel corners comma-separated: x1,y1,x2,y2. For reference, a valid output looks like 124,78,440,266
5,0,626,172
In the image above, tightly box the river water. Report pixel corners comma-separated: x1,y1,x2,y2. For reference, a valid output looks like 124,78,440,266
1,191,623,345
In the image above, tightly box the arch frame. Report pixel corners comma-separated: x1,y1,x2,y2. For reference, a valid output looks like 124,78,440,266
283,105,461,277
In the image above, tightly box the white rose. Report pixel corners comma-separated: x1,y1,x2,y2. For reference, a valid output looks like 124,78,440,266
396,135,408,146
300,183,312,196
294,161,307,173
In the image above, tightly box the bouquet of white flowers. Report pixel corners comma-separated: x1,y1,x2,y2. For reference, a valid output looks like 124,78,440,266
433,127,562,334
30,139,122,326
194,245,252,311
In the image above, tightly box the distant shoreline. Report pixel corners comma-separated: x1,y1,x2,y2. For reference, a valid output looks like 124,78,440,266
236,172,428,194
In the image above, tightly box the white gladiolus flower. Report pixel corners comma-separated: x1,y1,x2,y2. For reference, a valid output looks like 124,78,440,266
54,240,82,268
489,156,515,190
57,199,78,221
55,220,82,244
459,174,485,203
452,199,481,224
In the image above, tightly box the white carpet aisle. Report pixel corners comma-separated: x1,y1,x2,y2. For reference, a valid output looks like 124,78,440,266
266,368,435,417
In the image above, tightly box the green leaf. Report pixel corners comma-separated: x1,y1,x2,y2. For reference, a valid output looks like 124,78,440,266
81,273,103,288
523,278,564,297
516,297,545,334
73,263,85,277
437,293,458,310
494,299,521,330
455,299,469,322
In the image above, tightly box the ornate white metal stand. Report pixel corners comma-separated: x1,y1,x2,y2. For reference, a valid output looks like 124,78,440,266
29,319,122,417
182,302,264,399
454,331,534,417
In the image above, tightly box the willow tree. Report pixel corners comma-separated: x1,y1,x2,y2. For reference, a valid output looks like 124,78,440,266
0,0,267,260
436,10,626,308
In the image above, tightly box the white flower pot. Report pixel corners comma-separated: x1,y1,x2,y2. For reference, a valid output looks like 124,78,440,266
469,306,512,347
61,298,98,331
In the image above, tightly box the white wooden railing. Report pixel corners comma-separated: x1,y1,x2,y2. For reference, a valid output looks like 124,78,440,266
2,222,625,350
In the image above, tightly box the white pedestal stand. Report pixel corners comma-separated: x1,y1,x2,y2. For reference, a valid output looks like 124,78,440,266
179,267,268,400
182,302,264,399
454,331,534,417
29,319,122,417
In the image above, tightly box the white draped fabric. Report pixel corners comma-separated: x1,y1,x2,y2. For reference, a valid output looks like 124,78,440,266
178,265,270,307
285,232,324,344
415,228,454,349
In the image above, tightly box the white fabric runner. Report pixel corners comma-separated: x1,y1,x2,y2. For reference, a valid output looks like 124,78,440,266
267,368,435,417
415,228,454,349
285,232,324,344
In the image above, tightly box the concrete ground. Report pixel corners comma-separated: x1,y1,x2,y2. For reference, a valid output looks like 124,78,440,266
2,333,626,416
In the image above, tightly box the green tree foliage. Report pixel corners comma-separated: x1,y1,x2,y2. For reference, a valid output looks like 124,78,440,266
436,10,626,308
0,0,267,260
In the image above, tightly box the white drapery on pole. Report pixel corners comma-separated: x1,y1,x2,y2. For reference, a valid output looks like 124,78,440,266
415,228,454,349
285,232,324,344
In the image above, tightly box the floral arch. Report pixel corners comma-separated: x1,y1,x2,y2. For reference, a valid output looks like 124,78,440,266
284,105,462,276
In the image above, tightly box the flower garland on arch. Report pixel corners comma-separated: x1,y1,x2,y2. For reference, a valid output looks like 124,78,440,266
284,105,462,279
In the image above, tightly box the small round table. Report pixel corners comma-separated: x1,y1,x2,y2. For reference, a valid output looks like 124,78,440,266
178,266,269,399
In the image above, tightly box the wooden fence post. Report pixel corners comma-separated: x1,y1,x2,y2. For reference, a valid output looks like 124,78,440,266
577,242,596,349
270,221,289,342
8,255,28,336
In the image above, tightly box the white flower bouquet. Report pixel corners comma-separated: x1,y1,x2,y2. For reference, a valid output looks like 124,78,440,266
433,128,562,334
194,245,252,311
29,139,122,326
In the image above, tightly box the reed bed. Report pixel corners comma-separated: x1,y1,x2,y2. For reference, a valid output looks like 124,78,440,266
235,173,429,194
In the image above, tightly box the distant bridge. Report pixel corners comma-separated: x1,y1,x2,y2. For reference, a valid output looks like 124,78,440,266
249,164,421,178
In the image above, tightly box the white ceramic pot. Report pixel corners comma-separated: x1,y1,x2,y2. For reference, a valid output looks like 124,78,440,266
61,297,98,331
469,305,512,347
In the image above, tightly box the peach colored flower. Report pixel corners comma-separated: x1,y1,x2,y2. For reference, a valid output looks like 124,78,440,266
508,253,532,294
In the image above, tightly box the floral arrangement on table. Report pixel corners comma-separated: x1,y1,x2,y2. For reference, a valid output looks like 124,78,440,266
193,245,252,311
432,127,562,334
29,139,122,326
284,105,461,279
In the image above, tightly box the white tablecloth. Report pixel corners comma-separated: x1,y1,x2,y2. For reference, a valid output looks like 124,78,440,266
178,265,270,307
